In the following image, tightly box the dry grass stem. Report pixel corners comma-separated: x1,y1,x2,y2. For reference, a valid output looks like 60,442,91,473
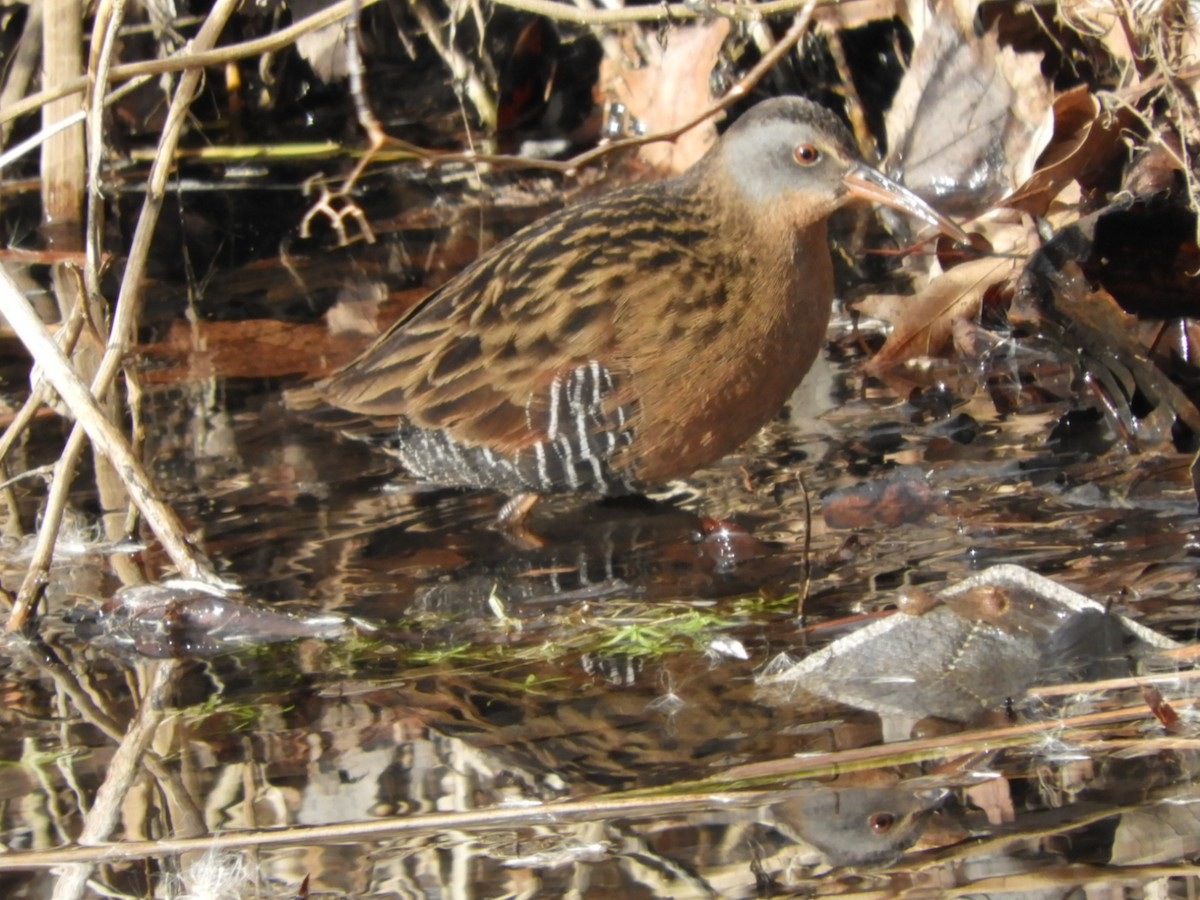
0,110,86,173
3,0,244,634
0,1,43,145
40,0,85,232
6,0,248,632
0,689,1178,871
492,0,823,25
304,2,819,245
0,266,223,624
5,1,136,631
50,661,179,900
411,0,498,128
0,0,387,129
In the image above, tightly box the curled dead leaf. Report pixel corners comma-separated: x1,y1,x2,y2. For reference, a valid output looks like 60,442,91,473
1002,87,1129,217
884,6,1053,217
822,468,942,529
600,19,731,173
858,255,1020,375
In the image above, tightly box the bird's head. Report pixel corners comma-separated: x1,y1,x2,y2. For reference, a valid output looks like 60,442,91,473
714,97,968,242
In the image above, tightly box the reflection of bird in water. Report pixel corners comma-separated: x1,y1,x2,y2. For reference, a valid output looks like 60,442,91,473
765,785,942,868
289,97,964,524
631,784,941,891
397,499,786,625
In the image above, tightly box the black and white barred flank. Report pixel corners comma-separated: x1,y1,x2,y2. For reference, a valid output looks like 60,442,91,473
396,361,639,496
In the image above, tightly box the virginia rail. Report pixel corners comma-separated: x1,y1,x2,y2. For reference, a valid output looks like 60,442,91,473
291,97,966,523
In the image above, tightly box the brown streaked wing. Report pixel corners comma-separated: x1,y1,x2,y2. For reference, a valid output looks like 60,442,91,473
317,194,657,454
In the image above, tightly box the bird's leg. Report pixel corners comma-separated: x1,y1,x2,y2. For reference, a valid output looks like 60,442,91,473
497,492,541,527
494,492,547,549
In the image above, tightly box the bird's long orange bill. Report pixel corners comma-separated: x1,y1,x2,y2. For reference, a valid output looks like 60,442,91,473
844,164,970,244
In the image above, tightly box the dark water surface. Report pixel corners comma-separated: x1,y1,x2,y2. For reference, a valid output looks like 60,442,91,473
2,199,1200,898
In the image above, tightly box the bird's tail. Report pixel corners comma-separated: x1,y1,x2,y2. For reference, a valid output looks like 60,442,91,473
283,380,401,444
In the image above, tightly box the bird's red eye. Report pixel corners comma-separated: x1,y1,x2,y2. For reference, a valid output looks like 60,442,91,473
794,143,821,165
869,812,897,833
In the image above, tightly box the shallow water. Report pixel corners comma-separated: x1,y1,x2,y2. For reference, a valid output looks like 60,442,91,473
0,119,1197,894
2,262,1199,897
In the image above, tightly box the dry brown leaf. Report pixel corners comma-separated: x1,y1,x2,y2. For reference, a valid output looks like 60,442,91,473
858,254,1020,375
291,0,350,82
138,319,369,383
323,278,387,338
137,279,434,383
1111,794,1200,865
816,0,906,31
1003,87,1128,216
822,469,942,529
600,18,730,173
884,4,1053,216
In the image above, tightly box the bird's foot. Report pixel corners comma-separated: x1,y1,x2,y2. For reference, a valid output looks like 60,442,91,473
497,492,540,526
493,492,546,548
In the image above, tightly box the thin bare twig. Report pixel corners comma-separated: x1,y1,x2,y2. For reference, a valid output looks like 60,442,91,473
0,313,86,468
0,0,387,128
298,0,380,244
5,0,826,186
491,0,821,25
4,0,243,633
0,73,154,174
326,0,822,195
5,0,130,629
50,660,178,900
10,423,91,623
6,0,163,632
303,2,819,245
0,464,54,490
87,0,125,301
0,0,826,135
0,266,222,611
556,2,821,174
411,0,498,126
85,0,147,590
0,304,88,547
0,0,42,146
0,692,1177,870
